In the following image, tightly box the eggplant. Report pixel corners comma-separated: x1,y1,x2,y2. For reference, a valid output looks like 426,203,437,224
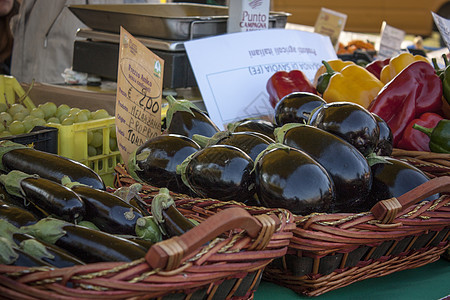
274,92,326,126
66,182,144,235
21,218,147,263
364,157,440,211
150,188,195,238
177,145,255,202
308,102,380,157
254,144,335,215
12,233,86,267
276,124,372,213
128,134,201,194
0,170,85,223
193,131,274,161
165,95,220,139
2,246,53,267
372,113,393,156
0,202,38,228
227,118,277,140
0,140,105,190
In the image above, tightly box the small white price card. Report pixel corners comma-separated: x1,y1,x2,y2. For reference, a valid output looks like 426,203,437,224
314,7,347,51
432,11,450,50
377,22,405,60
115,27,164,165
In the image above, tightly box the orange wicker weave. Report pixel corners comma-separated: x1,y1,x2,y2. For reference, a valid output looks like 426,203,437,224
0,165,295,300
391,148,450,178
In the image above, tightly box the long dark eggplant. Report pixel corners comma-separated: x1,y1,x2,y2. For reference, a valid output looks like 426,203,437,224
21,218,147,263
275,124,372,213
0,140,105,190
227,118,277,140
274,92,326,126
64,180,144,235
0,201,39,227
0,170,85,223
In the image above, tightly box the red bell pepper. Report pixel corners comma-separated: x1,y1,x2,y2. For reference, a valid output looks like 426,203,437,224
266,70,317,108
365,58,390,80
396,112,444,152
368,61,443,147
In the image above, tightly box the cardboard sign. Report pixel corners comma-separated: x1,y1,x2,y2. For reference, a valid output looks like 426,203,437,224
432,11,450,50
184,29,337,130
227,0,270,33
115,27,164,165
377,22,405,60
314,7,347,51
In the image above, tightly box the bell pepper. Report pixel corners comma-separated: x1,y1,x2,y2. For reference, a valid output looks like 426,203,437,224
365,58,390,80
413,119,450,153
266,70,317,108
316,60,384,109
396,112,443,152
313,59,354,86
379,52,429,84
440,59,450,106
368,61,443,147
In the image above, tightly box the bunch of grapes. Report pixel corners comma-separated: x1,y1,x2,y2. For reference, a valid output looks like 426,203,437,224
0,101,117,157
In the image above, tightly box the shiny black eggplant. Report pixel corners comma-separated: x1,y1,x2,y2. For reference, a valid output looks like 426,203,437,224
165,95,220,139
69,184,144,235
276,124,372,213
193,131,274,161
308,102,380,157
364,157,440,211
0,140,105,190
12,233,86,267
0,202,38,227
227,118,277,140
22,218,147,263
274,92,326,126
128,134,201,194
0,170,86,223
178,145,255,202
372,113,393,156
254,144,335,215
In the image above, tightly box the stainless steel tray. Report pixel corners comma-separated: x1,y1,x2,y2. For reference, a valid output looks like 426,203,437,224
69,3,289,41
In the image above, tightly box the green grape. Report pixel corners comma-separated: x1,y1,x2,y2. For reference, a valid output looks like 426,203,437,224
0,123,5,132
46,117,60,124
74,110,90,123
68,107,81,116
80,109,92,120
87,131,94,144
109,137,118,151
39,102,57,118
31,117,46,127
23,119,34,132
9,103,27,116
0,103,8,113
96,146,103,156
30,107,45,119
9,120,25,135
109,125,117,138
0,130,11,137
61,116,75,125
88,145,97,157
13,112,27,121
59,113,69,122
56,104,71,119
89,130,103,148
0,111,13,127
92,109,110,120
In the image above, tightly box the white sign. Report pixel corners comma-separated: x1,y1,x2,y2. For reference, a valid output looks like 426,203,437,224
432,11,450,51
314,7,347,51
227,0,270,33
184,29,337,129
377,22,405,60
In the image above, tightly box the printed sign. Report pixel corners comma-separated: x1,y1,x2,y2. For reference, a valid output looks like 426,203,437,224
377,22,405,60
115,27,164,165
227,0,270,33
432,11,450,51
314,7,347,51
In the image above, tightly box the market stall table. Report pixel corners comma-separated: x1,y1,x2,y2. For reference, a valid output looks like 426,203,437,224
255,258,449,299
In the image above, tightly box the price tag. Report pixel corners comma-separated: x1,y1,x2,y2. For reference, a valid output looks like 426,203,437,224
377,22,405,60
314,7,347,51
115,27,164,165
432,11,450,50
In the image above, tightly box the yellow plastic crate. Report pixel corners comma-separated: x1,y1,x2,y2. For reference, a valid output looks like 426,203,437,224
51,117,122,187
0,75,35,110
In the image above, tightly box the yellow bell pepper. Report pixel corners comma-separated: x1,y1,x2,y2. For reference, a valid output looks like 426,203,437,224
318,61,384,109
380,52,429,84
313,59,355,86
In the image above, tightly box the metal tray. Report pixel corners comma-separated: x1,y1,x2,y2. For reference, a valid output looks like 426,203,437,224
69,3,289,41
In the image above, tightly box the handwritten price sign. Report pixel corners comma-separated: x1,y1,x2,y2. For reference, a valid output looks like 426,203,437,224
115,27,164,165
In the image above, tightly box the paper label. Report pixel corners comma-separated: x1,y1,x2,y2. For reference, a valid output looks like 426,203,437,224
227,0,270,33
115,27,164,165
377,21,405,60
185,29,337,130
432,11,450,51
314,7,347,51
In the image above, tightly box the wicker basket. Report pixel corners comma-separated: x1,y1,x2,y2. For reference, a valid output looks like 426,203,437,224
0,165,295,300
262,149,450,297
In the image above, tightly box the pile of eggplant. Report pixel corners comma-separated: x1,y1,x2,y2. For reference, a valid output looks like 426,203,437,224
0,140,195,267
129,93,440,215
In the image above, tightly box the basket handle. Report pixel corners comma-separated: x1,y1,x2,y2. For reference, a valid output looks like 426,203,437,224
145,207,275,270
371,176,450,223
